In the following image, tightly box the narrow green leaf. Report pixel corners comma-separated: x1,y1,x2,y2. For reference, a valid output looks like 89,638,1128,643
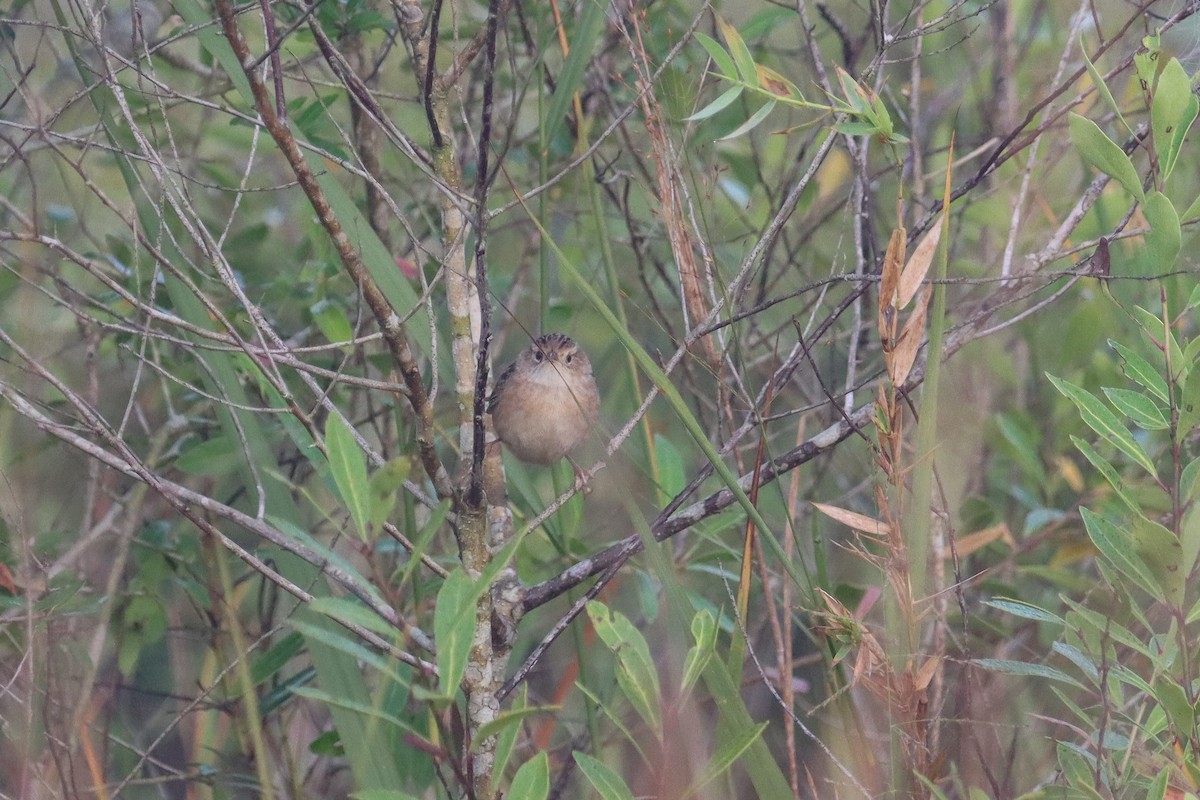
694,32,737,79
543,0,607,148
574,752,636,800
1080,508,1161,601
685,721,768,797
326,415,372,540
473,705,555,744
715,15,757,87
1110,339,1168,403
1101,387,1168,430
973,658,1085,688
685,85,744,122
493,686,527,782
432,570,476,697
292,687,422,737
1068,112,1145,201
1142,191,1182,272
717,99,776,141
1079,36,1130,134
1051,641,1098,681
368,458,410,530
1070,436,1142,516
1047,374,1157,477
1152,675,1194,735
982,598,1065,625
507,752,550,800
680,609,717,696
309,597,398,638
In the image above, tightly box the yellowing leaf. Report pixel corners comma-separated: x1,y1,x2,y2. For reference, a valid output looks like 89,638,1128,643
812,502,888,536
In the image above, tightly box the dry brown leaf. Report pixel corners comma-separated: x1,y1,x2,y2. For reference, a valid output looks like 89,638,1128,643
878,227,906,343
951,523,1014,558
898,222,941,308
886,284,932,386
912,655,941,692
812,502,888,536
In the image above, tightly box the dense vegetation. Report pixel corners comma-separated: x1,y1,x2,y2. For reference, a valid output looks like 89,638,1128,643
2,0,1200,797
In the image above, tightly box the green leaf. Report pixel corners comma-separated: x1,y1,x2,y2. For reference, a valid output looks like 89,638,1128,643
312,301,353,345
309,597,398,638
653,432,686,502
685,85,744,122
1178,368,1200,436
694,32,737,80
717,99,776,141
1150,57,1199,181
1068,112,1145,202
473,705,555,744
1080,36,1129,134
351,791,420,800
1129,304,1184,373
681,609,717,696
432,570,476,698
326,415,372,540
1070,436,1142,516
543,0,606,148
1142,191,1182,272
1110,340,1168,403
1051,642,1098,682
1101,387,1168,430
715,15,757,87
1152,674,1194,736
587,601,662,732
685,721,768,797
1047,374,1157,477
983,598,1065,625
973,658,1085,688
368,458,410,531
1080,508,1162,601
996,413,1047,485
174,435,241,476
493,687,527,782
574,752,636,800
507,752,549,800
1129,515,1186,607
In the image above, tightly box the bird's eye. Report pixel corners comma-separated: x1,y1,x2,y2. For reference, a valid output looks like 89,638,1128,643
533,350,543,362
565,353,574,364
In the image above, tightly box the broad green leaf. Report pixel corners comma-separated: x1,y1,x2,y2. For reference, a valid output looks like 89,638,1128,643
983,598,1065,625
1183,191,1200,222
1102,387,1168,430
1080,508,1162,601
685,85,744,122
1048,374,1157,477
1146,767,1170,800
715,15,757,87
507,752,549,800
1057,743,1103,797
574,752,636,800
717,99,777,141
587,601,662,732
694,32,737,79
653,432,686,502
326,415,372,540
1178,367,1200,436
1150,57,1199,180
1110,339,1168,403
1068,113,1145,202
432,569,476,698
1142,191,1182,273
1152,675,1194,735
973,658,1085,688
1130,515,1186,607
1135,34,1164,107
312,301,353,345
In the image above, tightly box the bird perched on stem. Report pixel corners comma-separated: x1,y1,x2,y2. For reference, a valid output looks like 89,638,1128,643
488,333,599,466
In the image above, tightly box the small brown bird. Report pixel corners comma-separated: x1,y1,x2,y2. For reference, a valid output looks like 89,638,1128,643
488,333,600,465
